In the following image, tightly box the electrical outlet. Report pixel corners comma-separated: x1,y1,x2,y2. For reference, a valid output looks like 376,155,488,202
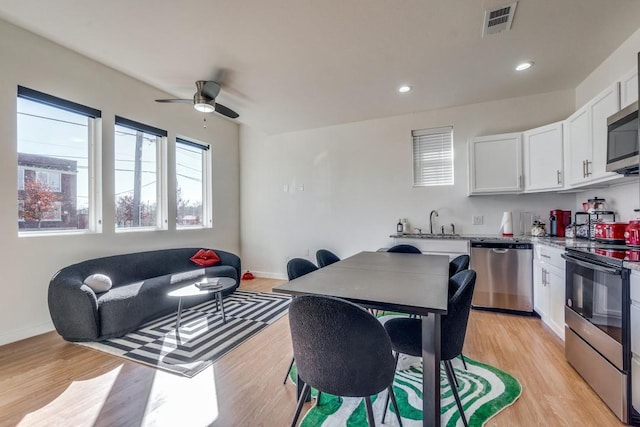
283,184,289,192
472,215,483,225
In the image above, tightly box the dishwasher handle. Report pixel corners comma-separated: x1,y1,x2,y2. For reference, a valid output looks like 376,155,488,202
492,248,509,254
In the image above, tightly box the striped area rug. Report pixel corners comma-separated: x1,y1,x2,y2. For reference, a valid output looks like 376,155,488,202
78,290,290,377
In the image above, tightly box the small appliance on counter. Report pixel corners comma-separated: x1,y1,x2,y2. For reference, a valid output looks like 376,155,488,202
531,220,546,237
594,222,628,244
549,210,571,237
625,209,640,246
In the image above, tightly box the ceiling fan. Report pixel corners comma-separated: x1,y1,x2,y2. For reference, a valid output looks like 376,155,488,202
155,80,239,119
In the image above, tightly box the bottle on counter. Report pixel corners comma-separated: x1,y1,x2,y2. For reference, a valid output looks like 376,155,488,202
401,218,409,234
397,219,403,233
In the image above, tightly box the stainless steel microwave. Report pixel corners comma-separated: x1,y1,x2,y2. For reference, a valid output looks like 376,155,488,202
606,101,639,175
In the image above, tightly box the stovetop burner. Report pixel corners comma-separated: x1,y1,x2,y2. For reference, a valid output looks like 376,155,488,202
567,244,640,265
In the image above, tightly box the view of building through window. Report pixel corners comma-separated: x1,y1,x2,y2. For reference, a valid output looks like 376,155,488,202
176,139,207,228
114,124,160,229
17,97,91,231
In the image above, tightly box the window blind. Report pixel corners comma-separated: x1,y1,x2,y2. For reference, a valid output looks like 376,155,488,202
412,126,454,186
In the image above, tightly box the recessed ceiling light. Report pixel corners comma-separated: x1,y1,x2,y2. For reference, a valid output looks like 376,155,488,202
398,85,412,93
515,61,534,71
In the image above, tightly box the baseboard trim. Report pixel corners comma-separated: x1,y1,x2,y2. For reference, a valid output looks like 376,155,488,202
250,271,287,281
0,322,54,346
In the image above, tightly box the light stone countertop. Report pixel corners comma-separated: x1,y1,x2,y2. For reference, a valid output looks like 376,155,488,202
391,233,640,270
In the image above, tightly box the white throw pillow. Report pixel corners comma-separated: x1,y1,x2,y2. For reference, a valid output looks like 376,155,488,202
83,274,113,293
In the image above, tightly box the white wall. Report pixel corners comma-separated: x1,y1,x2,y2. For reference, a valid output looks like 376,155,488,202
573,27,640,217
240,90,576,278
0,20,240,345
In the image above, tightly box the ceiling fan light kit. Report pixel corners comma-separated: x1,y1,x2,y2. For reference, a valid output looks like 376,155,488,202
155,79,239,119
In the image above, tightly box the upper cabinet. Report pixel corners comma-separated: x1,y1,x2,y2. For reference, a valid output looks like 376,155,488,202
565,82,620,187
468,132,522,195
620,68,638,109
523,122,564,192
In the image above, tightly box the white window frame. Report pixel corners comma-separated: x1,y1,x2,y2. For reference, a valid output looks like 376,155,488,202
412,126,454,187
17,86,102,236
175,137,212,230
114,116,167,232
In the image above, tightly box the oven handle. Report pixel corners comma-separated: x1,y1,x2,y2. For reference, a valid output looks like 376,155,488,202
561,253,621,275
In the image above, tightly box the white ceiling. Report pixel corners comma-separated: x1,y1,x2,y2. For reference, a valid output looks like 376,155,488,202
0,0,639,134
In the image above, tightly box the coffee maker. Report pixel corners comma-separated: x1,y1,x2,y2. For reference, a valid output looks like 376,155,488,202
549,210,571,237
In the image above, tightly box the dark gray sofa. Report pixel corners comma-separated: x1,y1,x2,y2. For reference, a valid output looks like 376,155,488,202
48,248,241,342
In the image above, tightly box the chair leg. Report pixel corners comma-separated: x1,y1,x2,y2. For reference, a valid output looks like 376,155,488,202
317,391,322,407
291,383,311,427
364,396,375,427
283,356,295,385
460,353,468,370
446,360,459,389
382,352,400,424
387,385,403,427
444,361,468,427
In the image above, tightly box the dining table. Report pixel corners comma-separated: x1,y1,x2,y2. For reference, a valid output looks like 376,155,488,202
272,250,450,427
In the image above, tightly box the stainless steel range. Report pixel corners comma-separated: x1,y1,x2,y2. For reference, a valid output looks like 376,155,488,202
563,246,632,423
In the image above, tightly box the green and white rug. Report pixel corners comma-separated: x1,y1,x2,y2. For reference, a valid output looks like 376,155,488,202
288,355,521,427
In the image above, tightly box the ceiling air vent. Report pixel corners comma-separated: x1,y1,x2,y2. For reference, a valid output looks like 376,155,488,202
482,1,518,36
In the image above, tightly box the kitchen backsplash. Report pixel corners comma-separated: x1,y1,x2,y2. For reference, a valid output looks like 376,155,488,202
575,180,640,222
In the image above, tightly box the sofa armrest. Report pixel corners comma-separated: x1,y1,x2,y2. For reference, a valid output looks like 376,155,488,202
214,250,241,280
48,269,101,341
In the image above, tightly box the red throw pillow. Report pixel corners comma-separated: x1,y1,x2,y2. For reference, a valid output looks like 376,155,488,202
190,249,221,267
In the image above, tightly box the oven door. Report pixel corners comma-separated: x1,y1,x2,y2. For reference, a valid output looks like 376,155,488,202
563,253,625,370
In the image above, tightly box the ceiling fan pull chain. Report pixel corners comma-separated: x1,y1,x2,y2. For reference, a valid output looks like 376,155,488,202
203,112,207,129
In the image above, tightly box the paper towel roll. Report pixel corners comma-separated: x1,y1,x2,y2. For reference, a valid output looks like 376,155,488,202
500,211,513,236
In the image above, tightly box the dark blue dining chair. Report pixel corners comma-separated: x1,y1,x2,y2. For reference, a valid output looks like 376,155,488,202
382,270,476,427
288,295,403,427
387,244,422,254
316,249,340,268
283,258,319,385
449,254,470,277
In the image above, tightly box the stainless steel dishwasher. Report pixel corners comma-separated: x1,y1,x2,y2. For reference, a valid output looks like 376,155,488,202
470,239,533,313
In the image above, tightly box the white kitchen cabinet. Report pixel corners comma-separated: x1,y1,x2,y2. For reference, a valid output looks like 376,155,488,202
565,83,621,187
468,132,522,195
523,122,564,192
620,68,638,109
533,244,565,340
547,262,565,340
533,259,549,320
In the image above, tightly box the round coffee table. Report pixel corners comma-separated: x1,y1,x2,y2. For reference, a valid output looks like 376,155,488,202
168,277,236,329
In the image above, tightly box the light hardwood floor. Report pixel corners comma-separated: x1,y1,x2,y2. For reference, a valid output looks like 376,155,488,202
0,278,625,426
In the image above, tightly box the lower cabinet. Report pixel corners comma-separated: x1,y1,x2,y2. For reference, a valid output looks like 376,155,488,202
534,244,566,340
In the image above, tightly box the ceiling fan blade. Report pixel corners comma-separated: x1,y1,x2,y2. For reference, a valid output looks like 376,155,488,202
214,102,239,119
155,98,192,104
200,81,221,99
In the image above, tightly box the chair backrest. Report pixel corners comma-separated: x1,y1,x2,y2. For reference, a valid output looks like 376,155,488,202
288,295,396,397
316,249,341,268
387,244,421,254
441,269,476,361
449,254,470,277
287,258,319,281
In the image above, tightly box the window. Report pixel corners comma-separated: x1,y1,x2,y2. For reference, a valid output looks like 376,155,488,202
176,138,211,229
412,126,454,186
114,116,167,230
17,86,101,233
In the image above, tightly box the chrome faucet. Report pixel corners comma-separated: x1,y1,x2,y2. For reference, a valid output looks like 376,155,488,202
414,227,423,236
429,210,438,234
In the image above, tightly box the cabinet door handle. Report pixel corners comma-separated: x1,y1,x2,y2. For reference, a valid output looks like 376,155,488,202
542,269,546,285
541,254,551,259
519,175,523,188
585,160,592,177
557,170,561,185
582,160,586,178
